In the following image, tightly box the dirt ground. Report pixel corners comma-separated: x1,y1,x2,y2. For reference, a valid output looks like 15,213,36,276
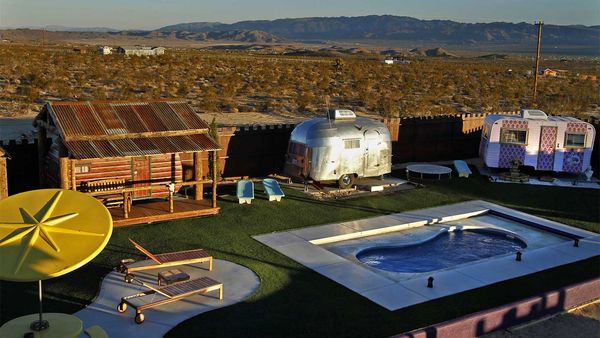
482,301,600,338
197,110,383,127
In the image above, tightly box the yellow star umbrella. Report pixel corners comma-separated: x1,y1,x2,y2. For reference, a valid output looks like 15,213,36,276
0,189,112,331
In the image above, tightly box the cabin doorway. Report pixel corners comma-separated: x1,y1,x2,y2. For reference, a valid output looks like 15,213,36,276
132,156,151,198
364,130,381,176
537,127,557,171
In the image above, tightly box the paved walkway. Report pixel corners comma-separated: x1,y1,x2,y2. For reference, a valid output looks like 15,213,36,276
75,259,260,337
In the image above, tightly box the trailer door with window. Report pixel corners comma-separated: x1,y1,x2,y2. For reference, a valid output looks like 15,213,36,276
363,129,381,177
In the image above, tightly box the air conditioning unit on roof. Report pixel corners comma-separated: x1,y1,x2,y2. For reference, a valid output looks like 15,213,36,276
521,109,548,120
327,109,356,120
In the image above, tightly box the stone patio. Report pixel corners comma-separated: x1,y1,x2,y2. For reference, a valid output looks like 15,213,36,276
75,259,260,337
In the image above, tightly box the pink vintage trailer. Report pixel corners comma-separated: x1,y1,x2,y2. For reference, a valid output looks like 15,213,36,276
479,110,595,173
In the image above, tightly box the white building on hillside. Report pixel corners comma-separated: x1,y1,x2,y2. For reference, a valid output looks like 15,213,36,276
117,46,165,56
97,46,113,55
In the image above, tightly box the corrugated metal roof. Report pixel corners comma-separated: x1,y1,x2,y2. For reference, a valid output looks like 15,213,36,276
65,134,220,159
45,100,210,141
42,100,220,159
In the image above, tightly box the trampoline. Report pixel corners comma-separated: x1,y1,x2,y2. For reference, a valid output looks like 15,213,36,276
406,164,452,180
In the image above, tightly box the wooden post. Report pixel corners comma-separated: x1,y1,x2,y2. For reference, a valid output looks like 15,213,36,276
123,192,129,219
70,160,77,191
193,152,203,200
0,155,8,200
37,125,47,187
59,157,69,189
533,21,543,104
212,150,217,208
58,140,70,190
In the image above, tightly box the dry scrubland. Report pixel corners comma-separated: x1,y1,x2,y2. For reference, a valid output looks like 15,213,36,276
0,44,598,119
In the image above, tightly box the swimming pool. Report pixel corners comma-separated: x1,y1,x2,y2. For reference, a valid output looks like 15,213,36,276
356,229,527,273
254,200,598,311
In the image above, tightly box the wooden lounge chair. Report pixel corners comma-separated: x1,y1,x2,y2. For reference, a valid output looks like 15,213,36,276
237,180,254,204
117,276,223,324
453,160,472,178
263,178,285,202
118,238,213,282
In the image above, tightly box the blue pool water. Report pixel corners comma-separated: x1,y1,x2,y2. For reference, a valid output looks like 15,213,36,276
356,230,526,273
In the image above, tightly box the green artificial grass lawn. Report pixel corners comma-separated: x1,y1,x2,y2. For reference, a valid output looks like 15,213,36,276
1,170,598,337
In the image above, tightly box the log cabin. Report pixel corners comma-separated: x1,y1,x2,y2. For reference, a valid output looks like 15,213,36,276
0,146,9,200
34,100,221,226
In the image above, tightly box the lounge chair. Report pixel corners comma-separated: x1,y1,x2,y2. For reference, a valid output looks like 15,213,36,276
118,238,213,282
117,276,223,324
453,160,472,178
237,180,254,204
263,178,285,202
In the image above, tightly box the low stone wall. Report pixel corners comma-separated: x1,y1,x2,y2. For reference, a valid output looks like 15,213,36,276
393,277,600,338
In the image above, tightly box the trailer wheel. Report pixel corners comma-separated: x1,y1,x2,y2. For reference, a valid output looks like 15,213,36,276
338,174,355,189
117,302,127,313
135,313,145,324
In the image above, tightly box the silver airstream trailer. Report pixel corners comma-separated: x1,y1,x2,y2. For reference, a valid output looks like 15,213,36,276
284,109,392,188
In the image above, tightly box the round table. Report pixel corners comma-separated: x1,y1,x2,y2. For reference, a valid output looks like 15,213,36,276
406,164,452,180
0,313,82,338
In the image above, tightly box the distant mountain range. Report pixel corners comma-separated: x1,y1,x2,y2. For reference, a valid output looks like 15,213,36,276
159,15,599,46
0,29,283,43
2,15,598,49
3,25,120,32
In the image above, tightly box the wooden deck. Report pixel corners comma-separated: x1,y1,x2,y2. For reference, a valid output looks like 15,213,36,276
110,198,219,227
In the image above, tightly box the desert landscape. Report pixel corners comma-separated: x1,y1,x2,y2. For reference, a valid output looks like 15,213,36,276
1,15,598,122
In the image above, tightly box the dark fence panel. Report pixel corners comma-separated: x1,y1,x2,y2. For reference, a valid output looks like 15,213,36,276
1,139,40,194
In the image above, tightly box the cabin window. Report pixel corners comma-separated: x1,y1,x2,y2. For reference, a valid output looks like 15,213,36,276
500,129,527,145
75,165,90,173
565,133,585,148
344,139,361,149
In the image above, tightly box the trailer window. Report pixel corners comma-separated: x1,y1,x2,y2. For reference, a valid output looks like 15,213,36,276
565,133,585,148
500,129,527,145
344,139,361,149
288,142,306,155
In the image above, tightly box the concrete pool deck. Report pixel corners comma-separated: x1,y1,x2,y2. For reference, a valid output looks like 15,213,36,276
74,259,260,337
254,200,599,311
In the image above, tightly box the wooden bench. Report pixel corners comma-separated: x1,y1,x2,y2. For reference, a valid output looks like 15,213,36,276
83,178,130,209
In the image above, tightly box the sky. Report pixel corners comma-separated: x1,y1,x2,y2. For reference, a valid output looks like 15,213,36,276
1,0,598,30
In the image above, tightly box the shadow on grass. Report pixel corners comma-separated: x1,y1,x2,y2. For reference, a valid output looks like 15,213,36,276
167,257,600,338
0,262,111,325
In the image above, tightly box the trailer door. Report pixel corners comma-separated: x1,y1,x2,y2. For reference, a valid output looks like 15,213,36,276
364,130,381,176
537,126,557,171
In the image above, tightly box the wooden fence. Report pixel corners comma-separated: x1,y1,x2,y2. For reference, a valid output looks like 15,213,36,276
2,113,598,195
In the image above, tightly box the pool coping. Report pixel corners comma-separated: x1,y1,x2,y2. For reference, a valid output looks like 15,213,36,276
253,200,599,311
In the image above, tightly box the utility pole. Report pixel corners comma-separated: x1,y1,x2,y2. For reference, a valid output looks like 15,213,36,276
532,21,543,105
